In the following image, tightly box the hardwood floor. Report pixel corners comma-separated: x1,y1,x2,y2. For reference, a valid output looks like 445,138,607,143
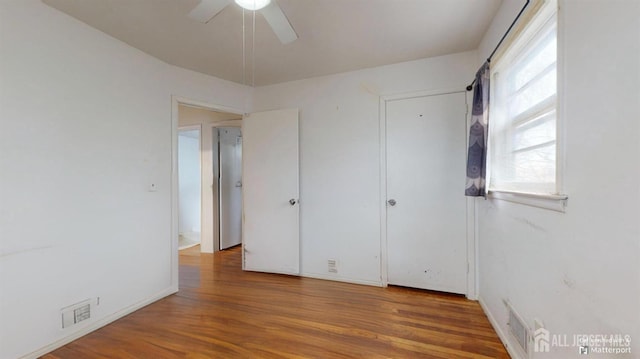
43,246,508,358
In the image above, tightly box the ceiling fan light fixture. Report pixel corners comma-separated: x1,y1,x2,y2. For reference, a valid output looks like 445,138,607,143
235,0,271,11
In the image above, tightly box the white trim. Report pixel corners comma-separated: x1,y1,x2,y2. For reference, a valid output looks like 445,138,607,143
378,97,388,286
210,124,220,252
488,189,567,212
170,97,180,292
556,0,566,197
178,124,203,132
473,199,481,297
489,188,567,200
209,120,243,128
379,86,476,297
478,297,527,359
173,96,245,117
464,91,478,300
20,287,177,359
302,272,384,288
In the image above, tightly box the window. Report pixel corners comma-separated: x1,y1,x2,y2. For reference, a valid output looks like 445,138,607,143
489,1,559,196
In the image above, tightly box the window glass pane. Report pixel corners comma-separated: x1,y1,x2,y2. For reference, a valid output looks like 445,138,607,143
514,34,557,90
514,143,556,184
513,111,556,151
509,68,556,117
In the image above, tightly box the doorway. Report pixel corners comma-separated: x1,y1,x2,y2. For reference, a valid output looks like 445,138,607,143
383,90,471,296
178,127,202,250
173,98,243,254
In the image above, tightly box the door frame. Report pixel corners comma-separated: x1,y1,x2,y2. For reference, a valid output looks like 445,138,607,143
171,96,244,292
378,88,477,300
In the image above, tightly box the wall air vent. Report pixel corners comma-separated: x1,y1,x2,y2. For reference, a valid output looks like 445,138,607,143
328,259,338,273
61,298,94,329
506,301,530,355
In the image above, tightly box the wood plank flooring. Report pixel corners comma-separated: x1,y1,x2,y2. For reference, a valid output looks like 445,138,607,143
43,246,508,358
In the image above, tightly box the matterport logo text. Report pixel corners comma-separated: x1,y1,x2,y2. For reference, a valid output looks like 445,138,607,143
534,328,632,355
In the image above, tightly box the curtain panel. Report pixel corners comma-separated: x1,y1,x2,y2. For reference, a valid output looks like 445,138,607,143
465,62,490,197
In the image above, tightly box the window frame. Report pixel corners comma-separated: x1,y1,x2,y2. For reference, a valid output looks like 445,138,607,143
487,0,567,211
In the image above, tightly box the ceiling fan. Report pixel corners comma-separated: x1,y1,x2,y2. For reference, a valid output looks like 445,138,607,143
188,0,298,44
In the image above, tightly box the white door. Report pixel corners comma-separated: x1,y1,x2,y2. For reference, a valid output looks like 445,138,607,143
242,108,299,275
386,92,467,294
219,127,242,250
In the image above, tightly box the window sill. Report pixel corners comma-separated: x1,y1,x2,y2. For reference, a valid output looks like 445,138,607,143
487,189,568,212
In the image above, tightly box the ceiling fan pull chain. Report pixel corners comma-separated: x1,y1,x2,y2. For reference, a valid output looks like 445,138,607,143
252,8,256,87
242,8,246,87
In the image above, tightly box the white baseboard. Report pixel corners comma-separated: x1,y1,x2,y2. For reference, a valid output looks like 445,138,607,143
478,296,525,359
20,286,178,359
301,272,384,287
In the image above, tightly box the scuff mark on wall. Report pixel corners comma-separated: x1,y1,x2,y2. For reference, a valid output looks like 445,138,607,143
359,82,380,100
562,274,576,289
0,246,54,259
513,216,548,233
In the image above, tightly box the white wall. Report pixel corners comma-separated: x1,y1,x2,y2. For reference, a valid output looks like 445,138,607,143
0,1,250,358
10,1,638,358
476,0,640,357
178,105,242,253
178,130,201,236
253,52,477,285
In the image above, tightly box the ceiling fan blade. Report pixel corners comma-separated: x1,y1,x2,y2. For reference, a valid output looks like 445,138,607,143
261,1,298,44
188,0,232,23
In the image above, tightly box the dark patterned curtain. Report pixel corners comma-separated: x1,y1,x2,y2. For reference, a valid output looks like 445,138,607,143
465,62,490,197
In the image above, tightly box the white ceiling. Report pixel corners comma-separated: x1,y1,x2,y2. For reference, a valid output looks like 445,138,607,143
42,0,502,86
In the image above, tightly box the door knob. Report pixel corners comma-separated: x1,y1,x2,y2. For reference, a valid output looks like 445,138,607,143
289,199,297,205
387,199,396,206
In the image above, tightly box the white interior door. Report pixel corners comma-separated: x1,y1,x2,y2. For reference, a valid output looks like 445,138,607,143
386,92,467,294
219,127,242,250
242,108,299,275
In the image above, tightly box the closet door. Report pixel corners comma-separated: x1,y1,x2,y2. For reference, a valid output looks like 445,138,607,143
242,108,299,275
386,92,467,294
